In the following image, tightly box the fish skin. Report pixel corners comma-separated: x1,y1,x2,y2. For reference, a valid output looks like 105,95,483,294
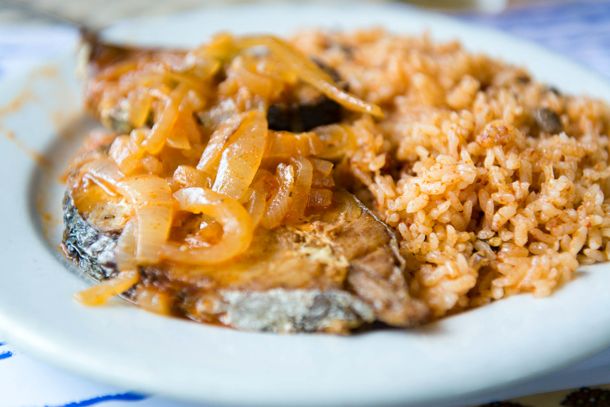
214,289,374,333
62,192,118,281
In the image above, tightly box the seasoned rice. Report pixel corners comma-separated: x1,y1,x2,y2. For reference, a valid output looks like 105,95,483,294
293,29,610,317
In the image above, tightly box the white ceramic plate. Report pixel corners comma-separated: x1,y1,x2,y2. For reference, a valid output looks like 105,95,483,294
1,3,610,406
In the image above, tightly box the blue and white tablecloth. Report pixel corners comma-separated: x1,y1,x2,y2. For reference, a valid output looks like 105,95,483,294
465,0,610,77
1,1,610,406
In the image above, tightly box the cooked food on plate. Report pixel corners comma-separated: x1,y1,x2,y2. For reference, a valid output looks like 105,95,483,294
62,29,610,333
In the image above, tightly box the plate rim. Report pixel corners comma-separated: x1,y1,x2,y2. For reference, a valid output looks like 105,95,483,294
1,3,610,406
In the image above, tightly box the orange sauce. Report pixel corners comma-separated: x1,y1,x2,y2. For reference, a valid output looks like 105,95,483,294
0,63,75,167
36,65,59,78
3,129,50,166
0,65,61,166
0,89,35,117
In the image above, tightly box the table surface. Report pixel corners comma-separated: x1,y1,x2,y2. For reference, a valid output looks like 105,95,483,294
1,1,610,406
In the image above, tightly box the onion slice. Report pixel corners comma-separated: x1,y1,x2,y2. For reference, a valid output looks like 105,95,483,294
115,219,138,272
261,163,295,229
172,165,211,189
142,83,189,154
245,169,276,228
315,124,357,160
80,157,125,196
212,110,268,200
128,90,153,128
79,165,174,265
311,158,334,176
108,132,146,175
196,115,243,175
264,130,323,159
167,95,200,150
236,36,384,118
284,157,313,223
76,219,140,306
75,270,139,307
193,34,383,117
161,187,254,265
118,175,174,264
